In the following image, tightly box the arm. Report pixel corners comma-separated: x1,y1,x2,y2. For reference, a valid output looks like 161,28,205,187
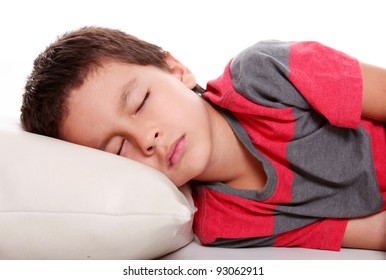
342,210,386,251
361,63,386,122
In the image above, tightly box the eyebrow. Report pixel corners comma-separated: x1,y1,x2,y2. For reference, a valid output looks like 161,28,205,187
97,78,138,151
118,77,138,115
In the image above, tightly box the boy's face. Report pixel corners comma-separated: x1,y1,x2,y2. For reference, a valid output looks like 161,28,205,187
61,55,214,187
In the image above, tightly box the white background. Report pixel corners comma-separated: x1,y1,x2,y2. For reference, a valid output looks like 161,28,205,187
1,0,386,120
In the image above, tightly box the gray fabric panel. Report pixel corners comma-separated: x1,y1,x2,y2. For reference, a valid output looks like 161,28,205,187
280,108,383,220
230,40,310,109
210,235,275,248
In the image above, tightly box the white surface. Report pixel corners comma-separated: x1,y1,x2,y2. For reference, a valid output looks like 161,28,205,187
160,239,386,260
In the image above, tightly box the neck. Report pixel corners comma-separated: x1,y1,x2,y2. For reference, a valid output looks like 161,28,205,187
195,104,255,186
194,102,265,190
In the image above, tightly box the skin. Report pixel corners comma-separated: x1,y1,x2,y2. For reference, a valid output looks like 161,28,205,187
61,54,386,251
361,63,386,122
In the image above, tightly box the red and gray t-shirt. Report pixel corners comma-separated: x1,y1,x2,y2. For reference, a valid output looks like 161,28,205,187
192,41,386,250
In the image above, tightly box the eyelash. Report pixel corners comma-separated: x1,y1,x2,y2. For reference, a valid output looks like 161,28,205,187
136,92,150,113
117,138,125,155
117,92,150,155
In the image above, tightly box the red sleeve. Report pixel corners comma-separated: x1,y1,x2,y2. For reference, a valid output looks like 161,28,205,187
288,42,363,129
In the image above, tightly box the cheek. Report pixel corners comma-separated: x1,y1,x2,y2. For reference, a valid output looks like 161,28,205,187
188,139,212,171
120,145,153,168
124,152,155,169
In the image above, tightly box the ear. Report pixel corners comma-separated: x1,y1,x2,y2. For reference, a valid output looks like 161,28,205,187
164,52,197,89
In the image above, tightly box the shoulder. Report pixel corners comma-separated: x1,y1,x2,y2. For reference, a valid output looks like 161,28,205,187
229,40,307,108
230,40,292,96
230,40,291,76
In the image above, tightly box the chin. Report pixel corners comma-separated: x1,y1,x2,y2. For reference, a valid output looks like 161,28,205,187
173,178,190,188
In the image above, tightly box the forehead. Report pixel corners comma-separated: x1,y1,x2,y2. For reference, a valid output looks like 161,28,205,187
85,60,136,84
76,60,166,93
69,62,134,109
60,62,135,140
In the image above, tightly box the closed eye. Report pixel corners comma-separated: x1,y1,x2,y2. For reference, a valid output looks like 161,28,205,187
136,92,150,113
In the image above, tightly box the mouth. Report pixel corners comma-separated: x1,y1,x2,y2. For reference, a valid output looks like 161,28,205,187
167,135,186,169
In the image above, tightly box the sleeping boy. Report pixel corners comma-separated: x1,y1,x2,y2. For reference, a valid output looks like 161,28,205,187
21,26,386,251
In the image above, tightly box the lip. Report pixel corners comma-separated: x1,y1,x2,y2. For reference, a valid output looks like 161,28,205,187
167,135,186,168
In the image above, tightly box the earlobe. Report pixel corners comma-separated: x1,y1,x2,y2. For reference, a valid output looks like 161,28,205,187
164,52,197,89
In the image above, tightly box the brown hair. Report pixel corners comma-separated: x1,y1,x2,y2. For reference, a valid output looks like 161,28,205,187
20,26,173,138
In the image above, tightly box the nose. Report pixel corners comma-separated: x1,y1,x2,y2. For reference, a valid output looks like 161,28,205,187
139,130,159,156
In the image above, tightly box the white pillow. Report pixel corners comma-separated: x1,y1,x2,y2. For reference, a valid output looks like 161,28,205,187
0,120,195,259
